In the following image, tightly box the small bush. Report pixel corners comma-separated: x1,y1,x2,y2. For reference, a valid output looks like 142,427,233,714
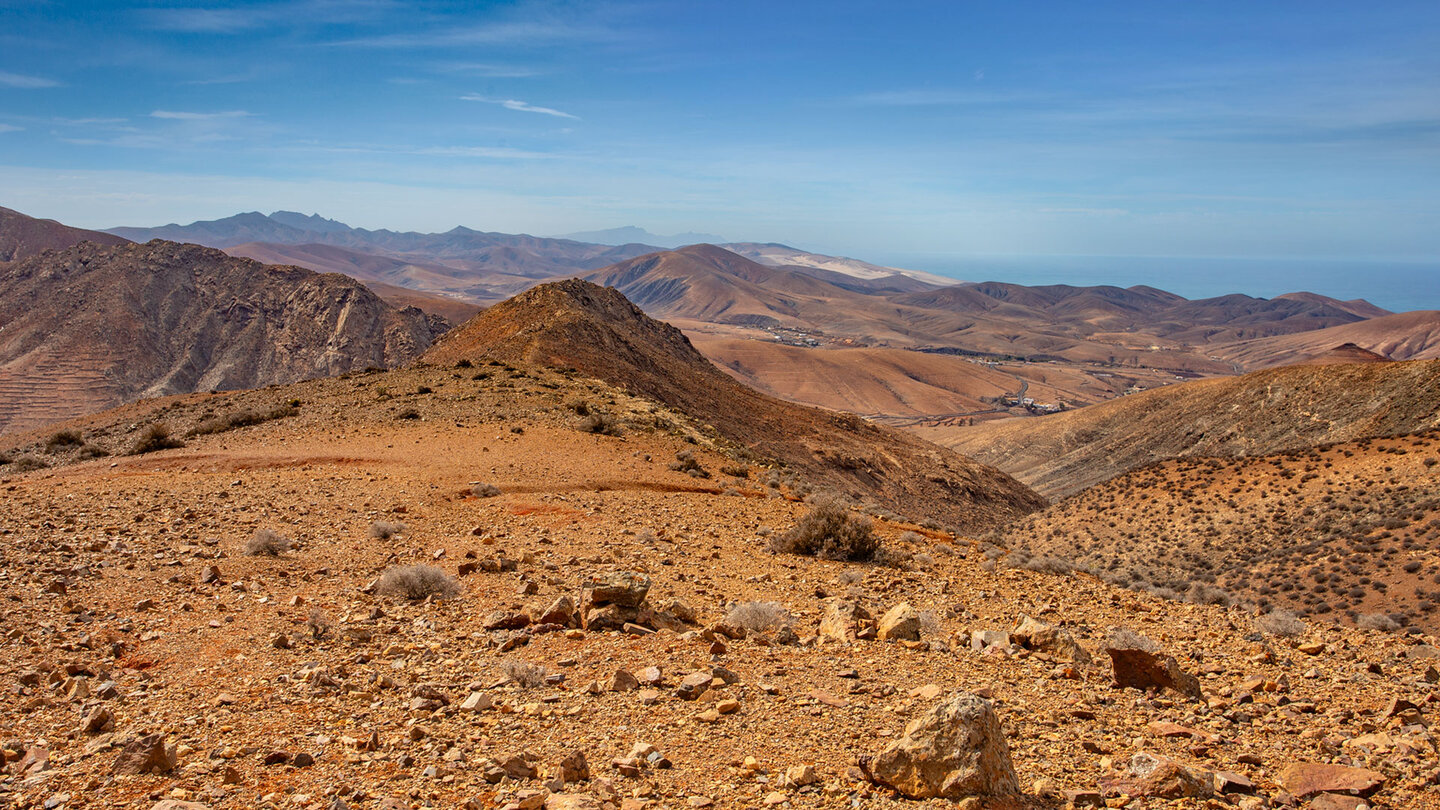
396,408,420,420
668,449,708,478
45,429,84,451
8,454,47,471
1106,627,1160,652
190,405,298,436
719,463,750,478
307,608,330,640
472,483,502,498
500,659,549,688
724,601,792,633
771,499,880,562
578,413,620,436
1254,609,1305,638
369,521,406,540
77,444,109,459
129,423,183,455
1357,612,1400,632
0,451,11,465
244,529,292,557
1021,555,1074,576
377,564,460,600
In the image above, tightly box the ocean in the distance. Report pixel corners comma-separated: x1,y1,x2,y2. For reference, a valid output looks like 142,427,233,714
880,254,1439,314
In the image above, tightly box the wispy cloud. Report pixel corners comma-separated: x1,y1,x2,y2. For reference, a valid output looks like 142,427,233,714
142,7,258,33
415,146,555,160
0,123,22,133
334,20,599,49
439,62,544,78
849,89,1022,107
151,110,255,120
141,1,399,33
461,94,578,120
0,71,61,89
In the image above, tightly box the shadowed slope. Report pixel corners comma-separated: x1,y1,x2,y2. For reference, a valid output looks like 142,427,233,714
0,206,130,261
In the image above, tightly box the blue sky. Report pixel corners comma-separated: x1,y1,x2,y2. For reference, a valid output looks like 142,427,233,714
1,0,1438,267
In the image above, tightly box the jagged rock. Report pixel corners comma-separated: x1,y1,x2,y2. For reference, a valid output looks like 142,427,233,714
1011,615,1092,665
112,733,176,775
80,705,114,734
1106,641,1202,700
820,600,871,643
878,603,921,641
150,802,212,810
865,693,1018,799
970,630,1010,653
605,670,639,692
582,604,640,632
558,749,590,783
1098,753,1212,799
484,610,532,631
1276,762,1385,798
581,571,650,609
544,796,601,810
499,752,538,779
540,595,576,626
676,672,712,700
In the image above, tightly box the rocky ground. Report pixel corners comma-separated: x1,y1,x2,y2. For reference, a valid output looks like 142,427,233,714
1,364,1437,810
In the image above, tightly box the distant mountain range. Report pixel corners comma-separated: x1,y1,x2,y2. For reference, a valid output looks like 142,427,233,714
554,225,728,249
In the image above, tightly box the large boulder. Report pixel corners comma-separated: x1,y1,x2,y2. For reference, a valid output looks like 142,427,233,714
865,693,1019,799
113,733,176,775
1106,635,1201,700
1011,615,1092,665
579,571,651,631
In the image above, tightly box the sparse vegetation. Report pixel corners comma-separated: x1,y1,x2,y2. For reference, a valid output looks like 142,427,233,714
770,498,881,562
369,521,406,540
189,404,298,436
1357,612,1400,632
377,565,460,600
500,659,549,688
1254,609,1306,637
129,423,184,455
578,412,621,436
244,529,292,557
45,429,84,451
306,608,330,640
724,601,791,633
471,483,502,498
8,454,47,471
1106,627,1160,652
669,449,709,478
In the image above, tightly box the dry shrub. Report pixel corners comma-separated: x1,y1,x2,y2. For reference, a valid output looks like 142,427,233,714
724,601,791,633
471,483,502,498
377,564,460,600
771,498,880,562
578,413,620,436
245,529,292,557
1106,626,1160,652
45,429,83,451
1357,613,1400,632
369,521,406,540
307,608,330,639
1254,609,1305,637
129,423,184,455
501,659,549,688
190,405,298,436
8,454,47,471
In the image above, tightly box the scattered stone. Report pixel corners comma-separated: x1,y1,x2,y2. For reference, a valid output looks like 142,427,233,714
461,691,493,711
80,705,114,734
676,671,712,700
558,749,590,783
864,693,1019,799
818,600,871,643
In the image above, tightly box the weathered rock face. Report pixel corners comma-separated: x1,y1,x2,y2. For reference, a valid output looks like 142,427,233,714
112,733,176,775
878,603,921,642
866,693,1019,799
819,600,871,643
1106,641,1202,700
0,239,445,434
1098,753,1212,799
1276,762,1386,798
1012,615,1092,665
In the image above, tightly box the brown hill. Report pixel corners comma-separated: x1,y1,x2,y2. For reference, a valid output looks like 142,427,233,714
1216,310,1440,369
1000,428,1440,634
1296,342,1391,366
421,279,1046,530
933,359,1440,498
0,205,130,261
0,239,444,434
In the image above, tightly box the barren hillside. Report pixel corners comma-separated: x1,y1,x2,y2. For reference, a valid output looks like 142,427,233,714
0,239,444,434
421,279,1046,532
932,360,1440,498
0,205,130,261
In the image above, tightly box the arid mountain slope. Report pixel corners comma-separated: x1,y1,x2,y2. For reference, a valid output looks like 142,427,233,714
0,205,130,261
422,279,1046,530
934,359,1440,498
1000,428,1440,634
0,239,443,434
1216,310,1440,369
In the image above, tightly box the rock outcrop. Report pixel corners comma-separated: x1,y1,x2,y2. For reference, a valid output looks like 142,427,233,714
865,693,1019,799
